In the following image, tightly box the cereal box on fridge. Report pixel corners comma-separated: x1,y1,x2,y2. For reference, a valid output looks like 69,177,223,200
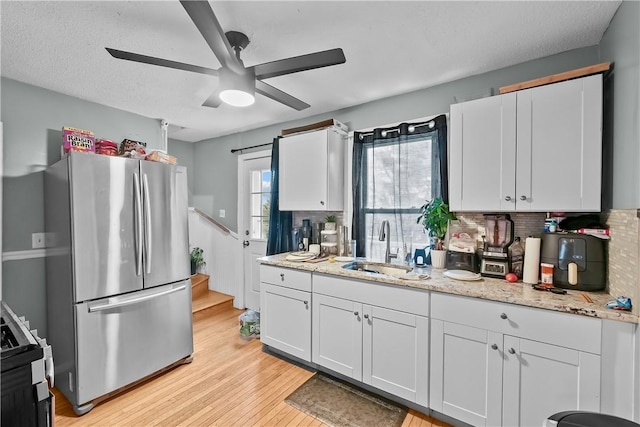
62,127,95,153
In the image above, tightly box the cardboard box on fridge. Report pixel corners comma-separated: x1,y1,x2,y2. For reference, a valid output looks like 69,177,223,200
62,127,95,153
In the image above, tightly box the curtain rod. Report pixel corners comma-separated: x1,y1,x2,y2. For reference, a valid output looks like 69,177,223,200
356,120,435,139
230,142,273,154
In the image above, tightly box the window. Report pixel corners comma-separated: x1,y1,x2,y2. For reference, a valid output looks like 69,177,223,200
352,115,448,261
250,169,271,239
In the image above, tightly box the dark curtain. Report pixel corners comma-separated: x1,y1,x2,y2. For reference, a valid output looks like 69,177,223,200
266,137,293,255
352,114,448,258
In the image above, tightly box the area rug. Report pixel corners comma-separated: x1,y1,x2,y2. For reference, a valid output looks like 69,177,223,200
285,373,407,427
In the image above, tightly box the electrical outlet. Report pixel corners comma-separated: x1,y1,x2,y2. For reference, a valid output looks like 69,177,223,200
219,209,226,218
32,232,46,249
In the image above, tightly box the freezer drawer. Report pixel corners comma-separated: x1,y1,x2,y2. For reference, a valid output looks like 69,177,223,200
72,281,193,406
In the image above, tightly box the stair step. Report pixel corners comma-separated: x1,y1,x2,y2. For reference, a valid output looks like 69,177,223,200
191,274,210,300
192,291,234,315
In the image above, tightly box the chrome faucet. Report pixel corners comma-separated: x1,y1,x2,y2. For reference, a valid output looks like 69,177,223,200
378,220,397,264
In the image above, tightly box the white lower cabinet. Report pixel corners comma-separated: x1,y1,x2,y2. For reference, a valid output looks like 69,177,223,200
312,274,429,406
259,266,312,362
430,293,602,427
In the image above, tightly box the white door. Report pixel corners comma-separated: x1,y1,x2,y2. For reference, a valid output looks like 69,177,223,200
449,93,516,212
502,336,601,427
238,151,271,310
430,320,503,427
312,293,363,381
260,283,311,362
362,305,429,405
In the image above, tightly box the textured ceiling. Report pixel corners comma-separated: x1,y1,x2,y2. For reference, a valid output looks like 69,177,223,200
1,1,621,142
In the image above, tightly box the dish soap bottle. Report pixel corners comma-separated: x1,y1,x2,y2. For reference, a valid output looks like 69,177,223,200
509,237,525,279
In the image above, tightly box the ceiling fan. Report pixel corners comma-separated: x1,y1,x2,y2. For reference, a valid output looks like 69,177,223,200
106,1,346,110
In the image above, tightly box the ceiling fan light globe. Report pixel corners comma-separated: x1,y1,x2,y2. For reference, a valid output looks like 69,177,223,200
220,89,255,107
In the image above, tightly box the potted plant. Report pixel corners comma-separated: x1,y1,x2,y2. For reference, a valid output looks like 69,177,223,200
416,198,456,268
324,214,337,231
190,247,205,275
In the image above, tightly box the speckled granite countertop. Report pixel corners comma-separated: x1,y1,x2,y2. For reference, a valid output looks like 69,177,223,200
259,253,639,324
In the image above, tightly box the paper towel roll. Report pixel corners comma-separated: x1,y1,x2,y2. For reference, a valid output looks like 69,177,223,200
523,237,541,284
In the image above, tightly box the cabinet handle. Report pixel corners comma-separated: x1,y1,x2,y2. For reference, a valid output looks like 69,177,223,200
504,196,512,201
363,314,369,319
491,344,498,350
353,311,359,316
320,201,325,206
280,273,285,281
500,313,508,319
508,348,516,354
303,300,308,305
520,195,527,201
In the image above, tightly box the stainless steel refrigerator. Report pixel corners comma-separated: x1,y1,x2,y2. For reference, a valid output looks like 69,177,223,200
45,151,193,415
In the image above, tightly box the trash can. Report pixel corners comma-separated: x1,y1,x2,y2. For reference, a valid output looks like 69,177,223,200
545,411,640,427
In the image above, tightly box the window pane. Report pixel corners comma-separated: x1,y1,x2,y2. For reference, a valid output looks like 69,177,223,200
262,170,271,192
261,215,269,239
363,212,430,262
251,217,262,239
251,194,262,216
251,170,262,193
364,137,432,209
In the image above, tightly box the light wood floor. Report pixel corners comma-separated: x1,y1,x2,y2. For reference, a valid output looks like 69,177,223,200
53,305,450,426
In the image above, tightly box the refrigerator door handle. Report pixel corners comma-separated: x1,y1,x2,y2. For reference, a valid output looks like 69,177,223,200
143,173,152,275
87,284,186,313
133,172,143,277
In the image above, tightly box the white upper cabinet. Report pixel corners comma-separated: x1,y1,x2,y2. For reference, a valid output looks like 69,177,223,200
279,127,345,211
449,74,603,212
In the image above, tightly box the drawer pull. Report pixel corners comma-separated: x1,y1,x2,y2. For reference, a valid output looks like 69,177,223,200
364,314,369,319
303,300,308,305
504,196,512,201
508,348,516,354
520,195,527,201
280,273,285,281
491,344,498,350
500,313,508,320
353,311,359,316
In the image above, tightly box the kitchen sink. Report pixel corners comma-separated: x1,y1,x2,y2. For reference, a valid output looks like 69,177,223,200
342,261,412,276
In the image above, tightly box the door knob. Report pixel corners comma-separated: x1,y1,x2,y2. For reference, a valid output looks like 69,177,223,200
491,344,498,350
243,240,250,247
508,348,516,354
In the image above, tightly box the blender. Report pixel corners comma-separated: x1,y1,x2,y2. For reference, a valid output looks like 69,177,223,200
480,214,514,278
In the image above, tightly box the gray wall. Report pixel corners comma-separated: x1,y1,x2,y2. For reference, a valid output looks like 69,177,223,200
599,0,640,209
1,77,194,336
194,46,605,232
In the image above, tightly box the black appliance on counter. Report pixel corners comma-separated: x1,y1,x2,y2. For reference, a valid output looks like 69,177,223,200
1,301,53,427
446,250,480,273
540,233,606,291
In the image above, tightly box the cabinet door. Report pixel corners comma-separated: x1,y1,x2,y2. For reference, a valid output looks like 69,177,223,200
516,74,602,211
430,320,503,427
449,93,517,211
312,294,362,380
260,283,312,362
279,130,329,211
502,336,601,427
362,305,429,406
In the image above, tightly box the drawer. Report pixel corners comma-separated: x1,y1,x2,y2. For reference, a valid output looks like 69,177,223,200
260,265,311,292
313,273,429,316
431,292,601,354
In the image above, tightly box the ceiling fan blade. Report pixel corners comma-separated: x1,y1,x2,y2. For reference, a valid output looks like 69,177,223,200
252,48,346,80
179,1,244,75
255,80,310,111
202,89,222,108
106,48,218,76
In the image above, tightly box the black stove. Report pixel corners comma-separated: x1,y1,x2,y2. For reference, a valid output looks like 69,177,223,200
1,301,53,427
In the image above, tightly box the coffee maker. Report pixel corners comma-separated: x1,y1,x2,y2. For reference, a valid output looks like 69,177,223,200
480,214,514,278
